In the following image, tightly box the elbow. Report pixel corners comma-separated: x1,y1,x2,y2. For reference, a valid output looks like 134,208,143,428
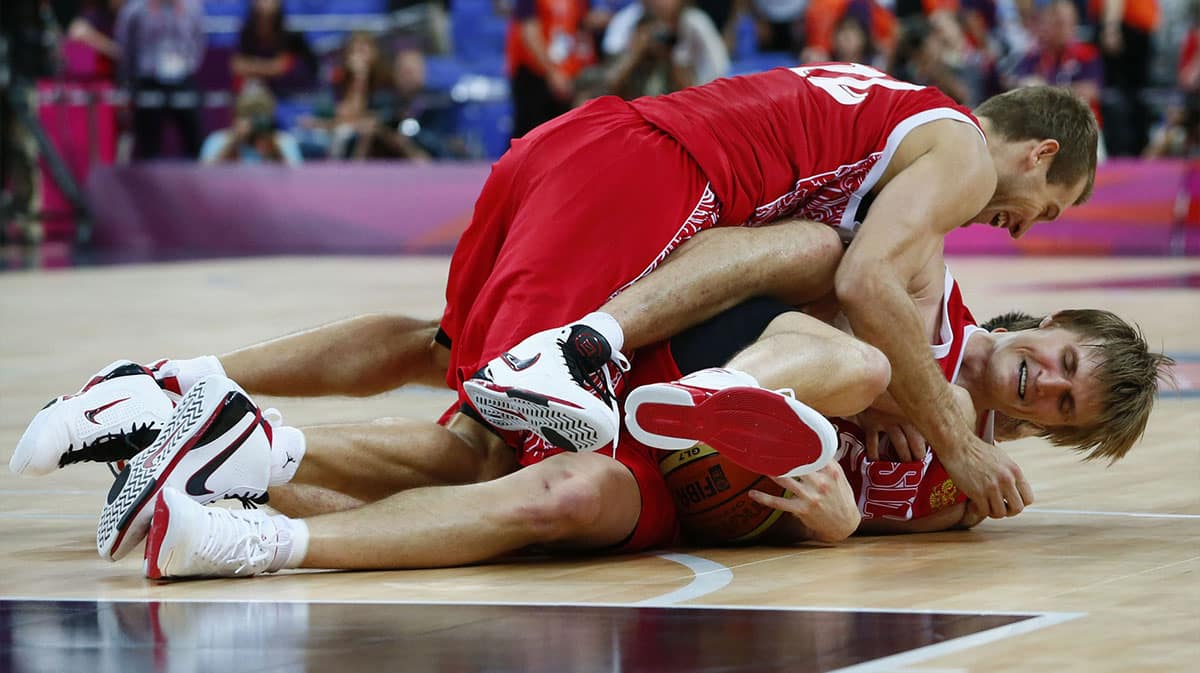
833,258,881,317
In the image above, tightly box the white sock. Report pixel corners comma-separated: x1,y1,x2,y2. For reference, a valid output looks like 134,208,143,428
268,516,309,571
162,355,226,394
269,425,306,486
576,312,625,354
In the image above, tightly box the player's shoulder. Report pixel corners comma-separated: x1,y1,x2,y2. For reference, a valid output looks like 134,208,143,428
891,117,994,187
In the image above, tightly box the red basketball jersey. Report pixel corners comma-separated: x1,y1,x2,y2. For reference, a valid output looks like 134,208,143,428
630,63,984,232
836,267,994,522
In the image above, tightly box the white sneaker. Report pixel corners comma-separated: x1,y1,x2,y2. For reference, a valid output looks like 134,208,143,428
97,375,272,561
11,360,176,477
624,368,838,478
144,487,288,579
463,324,629,452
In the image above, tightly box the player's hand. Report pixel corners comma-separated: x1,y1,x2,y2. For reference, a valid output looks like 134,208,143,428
857,409,927,462
749,463,860,543
938,436,1033,519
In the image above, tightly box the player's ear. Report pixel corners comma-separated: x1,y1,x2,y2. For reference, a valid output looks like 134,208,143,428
1031,139,1060,169
1038,314,1056,329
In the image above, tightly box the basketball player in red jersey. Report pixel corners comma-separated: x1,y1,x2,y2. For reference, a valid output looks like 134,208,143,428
127,253,1167,577
10,233,1166,572
446,64,1100,521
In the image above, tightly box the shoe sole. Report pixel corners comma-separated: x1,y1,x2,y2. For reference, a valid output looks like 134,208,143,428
97,379,258,561
462,379,613,452
143,490,173,580
625,384,838,478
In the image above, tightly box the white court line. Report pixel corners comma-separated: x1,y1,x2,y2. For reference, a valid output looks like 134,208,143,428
634,553,732,606
1047,555,1200,599
826,611,1084,673
1025,507,1200,520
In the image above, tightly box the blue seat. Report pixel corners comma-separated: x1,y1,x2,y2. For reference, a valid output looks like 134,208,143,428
730,52,796,77
424,55,468,91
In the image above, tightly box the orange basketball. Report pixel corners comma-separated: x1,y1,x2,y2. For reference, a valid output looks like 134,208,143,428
659,444,788,545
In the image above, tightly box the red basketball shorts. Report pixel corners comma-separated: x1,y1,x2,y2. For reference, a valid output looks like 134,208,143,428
439,95,720,401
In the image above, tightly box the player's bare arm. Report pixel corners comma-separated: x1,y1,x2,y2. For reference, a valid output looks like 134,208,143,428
835,119,1032,520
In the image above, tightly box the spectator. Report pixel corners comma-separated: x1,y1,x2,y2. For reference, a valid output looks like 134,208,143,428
231,0,317,96
1010,0,1103,124
830,12,885,67
606,0,730,99
803,0,898,63
1092,0,1159,155
199,83,302,165
888,15,974,103
115,0,206,159
506,0,595,139
388,0,453,55
302,32,395,159
1145,0,1200,158
65,0,123,81
376,46,464,159
751,0,807,53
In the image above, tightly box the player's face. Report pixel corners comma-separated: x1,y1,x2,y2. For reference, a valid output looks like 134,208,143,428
976,147,1088,240
984,326,1104,432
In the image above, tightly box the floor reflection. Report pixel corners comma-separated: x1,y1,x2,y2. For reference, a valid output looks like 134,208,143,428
1,600,1030,673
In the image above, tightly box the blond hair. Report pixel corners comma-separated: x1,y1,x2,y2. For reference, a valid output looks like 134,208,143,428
983,309,1174,462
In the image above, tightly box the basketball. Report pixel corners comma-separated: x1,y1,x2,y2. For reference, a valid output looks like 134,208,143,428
659,444,789,545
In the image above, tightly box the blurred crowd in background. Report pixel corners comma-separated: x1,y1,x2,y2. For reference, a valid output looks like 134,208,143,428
0,0,1195,177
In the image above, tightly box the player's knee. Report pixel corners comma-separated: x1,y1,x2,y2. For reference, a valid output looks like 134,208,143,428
514,457,609,541
847,341,892,409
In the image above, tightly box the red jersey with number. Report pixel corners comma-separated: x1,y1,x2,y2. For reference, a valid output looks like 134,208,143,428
835,267,993,522
630,63,984,233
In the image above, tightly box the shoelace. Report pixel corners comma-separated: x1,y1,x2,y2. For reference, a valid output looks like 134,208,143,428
56,421,158,472
200,506,279,576
559,339,631,449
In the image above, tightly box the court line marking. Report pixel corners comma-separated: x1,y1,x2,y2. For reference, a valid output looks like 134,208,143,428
1024,508,1200,520
634,553,732,606
825,611,1084,673
1046,555,1200,599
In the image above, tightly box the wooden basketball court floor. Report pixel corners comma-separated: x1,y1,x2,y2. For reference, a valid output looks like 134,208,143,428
0,254,1196,673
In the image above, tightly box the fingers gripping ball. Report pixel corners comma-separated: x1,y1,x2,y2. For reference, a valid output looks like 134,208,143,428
659,444,789,544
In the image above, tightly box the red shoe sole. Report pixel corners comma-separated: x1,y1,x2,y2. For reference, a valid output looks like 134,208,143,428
637,387,828,477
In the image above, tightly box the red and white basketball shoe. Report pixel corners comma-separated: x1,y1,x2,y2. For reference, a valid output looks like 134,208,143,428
97,375,272,561
463,324,629,452
145,488,293,580
624,368,838,478
11,360,176,477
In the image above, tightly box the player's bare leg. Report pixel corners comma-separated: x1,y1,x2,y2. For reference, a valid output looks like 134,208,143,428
279,414,518,504
465,221,845,452
146,451,641,576
626,310,889,477
602,220,844,351
727,311,890,418
218,313,448,396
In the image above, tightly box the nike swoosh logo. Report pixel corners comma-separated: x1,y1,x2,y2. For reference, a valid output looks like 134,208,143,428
141,420,185,470
84,398,129,424
501,352,540,372
184,410,262,498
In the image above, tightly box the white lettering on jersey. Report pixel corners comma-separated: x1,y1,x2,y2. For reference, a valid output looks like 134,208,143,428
789,63,925,105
